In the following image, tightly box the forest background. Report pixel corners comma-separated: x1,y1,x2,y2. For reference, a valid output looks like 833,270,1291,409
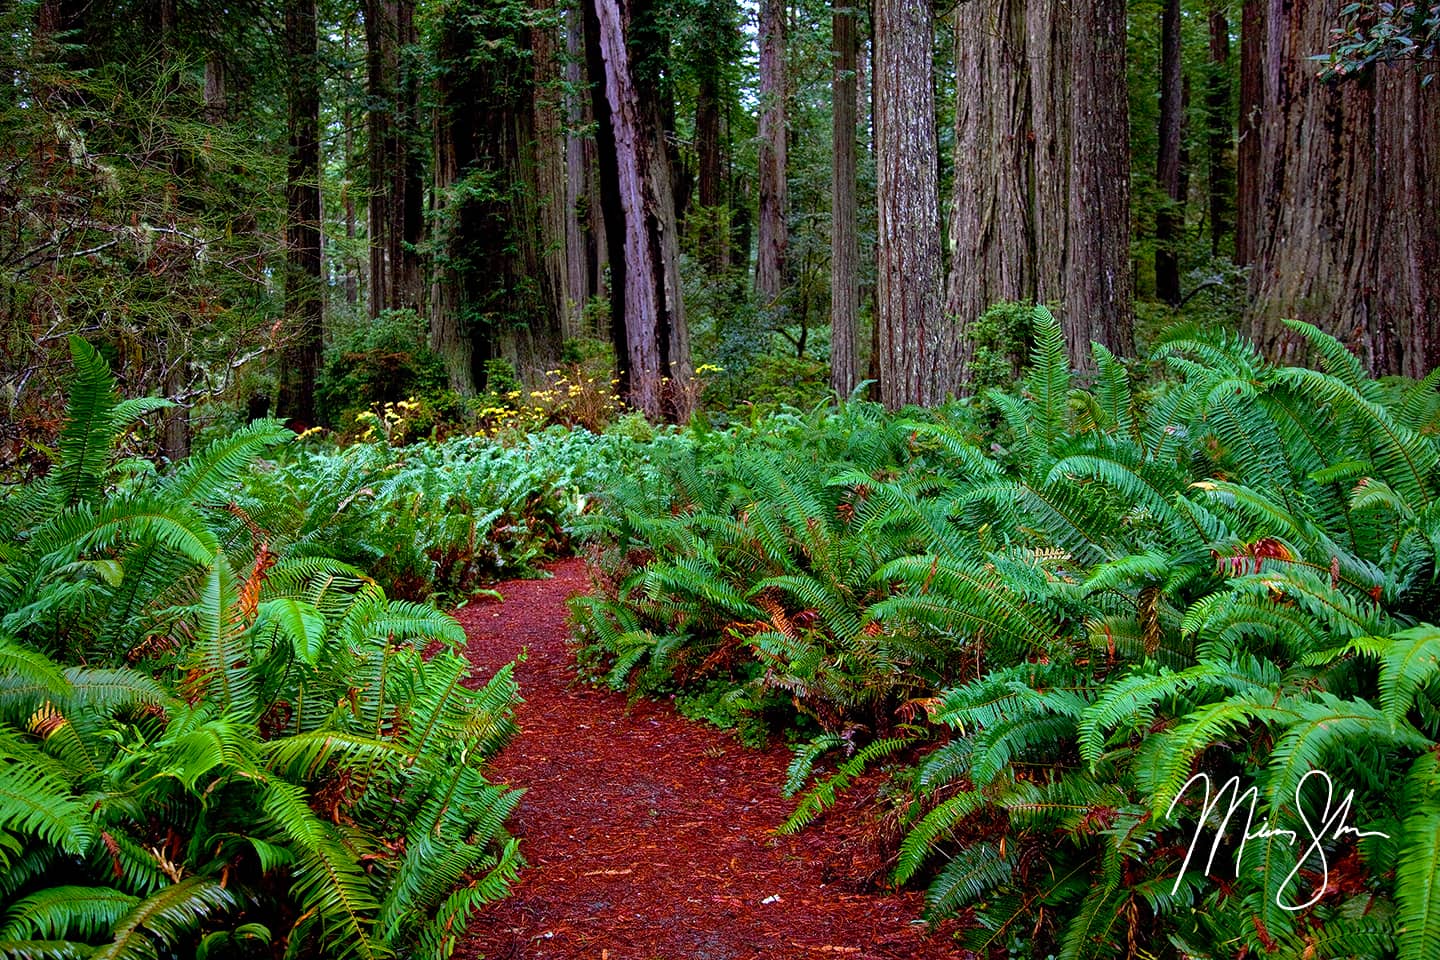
4,2,1440,960
3,0,1437,444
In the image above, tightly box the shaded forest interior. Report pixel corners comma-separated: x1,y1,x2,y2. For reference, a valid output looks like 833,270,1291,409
4,0,1437,442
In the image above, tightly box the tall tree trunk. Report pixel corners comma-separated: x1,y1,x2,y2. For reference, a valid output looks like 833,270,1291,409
1206,3,1233,255
1066,0,1133,363
429,46,471,394
366,0,423,317
279,0,322,426
1235,0,1263,266
945,0,1132,380
945,0,1033,374
1240,0,1440,377
533,0,570,345
1155,0,1184,306
875,0,943,409
585,0,693,420
563,6,608,338
755,0,787,307
430,1,564,392
830,0,858,398
693,0,735,275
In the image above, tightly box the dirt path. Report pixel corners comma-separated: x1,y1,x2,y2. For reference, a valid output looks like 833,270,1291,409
453,559,956,960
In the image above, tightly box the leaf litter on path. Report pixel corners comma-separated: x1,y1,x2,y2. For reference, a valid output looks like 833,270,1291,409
453,559,957,960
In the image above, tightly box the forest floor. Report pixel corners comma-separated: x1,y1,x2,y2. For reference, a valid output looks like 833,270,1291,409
452,558,957,960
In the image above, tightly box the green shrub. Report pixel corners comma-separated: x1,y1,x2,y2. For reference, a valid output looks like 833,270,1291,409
0,339,522,959
239,425,672,603
315,309,450,430
575,307,1440,959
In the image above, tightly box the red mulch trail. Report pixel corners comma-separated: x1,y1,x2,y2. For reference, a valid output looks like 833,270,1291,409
452,558,958,960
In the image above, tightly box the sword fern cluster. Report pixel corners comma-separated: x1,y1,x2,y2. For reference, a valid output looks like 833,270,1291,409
577,309,1440,959
0,339,522,960
236,423,667,604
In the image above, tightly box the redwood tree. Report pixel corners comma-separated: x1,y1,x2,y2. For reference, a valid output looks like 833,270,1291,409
755,0,787,307
945,0,1132,377
429,0,563,393
1239,0,1440,377
1155,0,1184,306
830,0,858,397
585,0,693,420
874,0,943,408
278,0,322,426
365,0,424,315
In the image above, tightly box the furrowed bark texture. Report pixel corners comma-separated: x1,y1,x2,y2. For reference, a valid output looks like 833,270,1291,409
586,0,693,420
564,6,609,339
946,0,1033,375
1155,0,1184,306
1065,0,1133,364
946,0,1132,381
1239,0,1440,377
830,0,858,398
755,0,788,307
875,0,944,409
279,0,322,426
429,3,562,392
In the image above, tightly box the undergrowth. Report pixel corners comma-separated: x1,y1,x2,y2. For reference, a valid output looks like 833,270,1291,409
572,307,1440,959
0,339,524,959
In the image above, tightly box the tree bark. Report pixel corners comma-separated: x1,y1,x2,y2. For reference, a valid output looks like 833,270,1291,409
692,0,735,273
945,0,1132,381
1206,3,1234,255
1065,0,1133,364
564,5,608,338
366,0,423,317
533,0,570,347
1155,0,1184,306
875,0,943,409
1240,0,1440,377
1235,0,1263,266
429,0,564,391
830,0,858,398
755,0,787,307
279,0,322,427
586,0,693,420
945,0,1033,375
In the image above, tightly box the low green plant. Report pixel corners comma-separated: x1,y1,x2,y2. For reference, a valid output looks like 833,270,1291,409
0,339,522,959
576,307,1440,959
239,425,669,603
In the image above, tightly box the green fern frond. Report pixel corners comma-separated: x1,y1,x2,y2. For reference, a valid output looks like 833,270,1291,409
0,886,139,942
54,338,119,509
90,877,236,960
778,737,914,835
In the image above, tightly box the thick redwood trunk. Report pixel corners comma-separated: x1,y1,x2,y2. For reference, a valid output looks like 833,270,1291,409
1235,0,1263,266
279,0,322,426
430,2,563,392
1065,0,1133,362
875,0,943,409
563,6,608,338
1240,0,1440,377
755,0,787,307
945,0,1132,380
366,0,423,317
586,0,693,420
1155,0,1184,306
830,0,858,398
533,0,569,346
945,0,1033,375
1206,4,1234,255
